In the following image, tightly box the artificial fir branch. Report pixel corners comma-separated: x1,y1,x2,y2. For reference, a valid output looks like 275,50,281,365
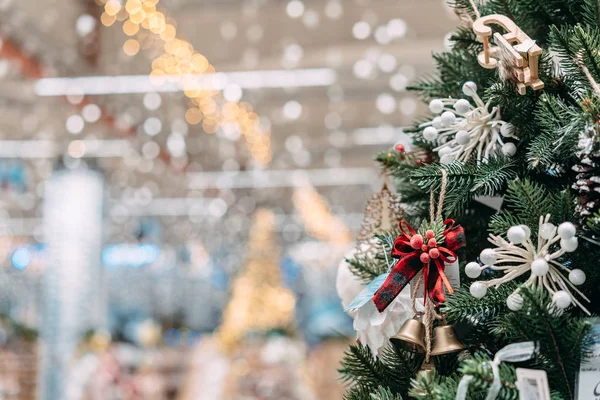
582,0,600,26
442,283,516,327
407,158,516,216
369,387,403,400
528,95,583,169
339,343,420,399
456,353,519,400
492,288,595,399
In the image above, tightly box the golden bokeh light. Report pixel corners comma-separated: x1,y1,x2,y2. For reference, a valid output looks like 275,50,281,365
125,0,142,14
102,0,273,164
159,24,176,41
123,39,140,56
100,12,117,26
123,20,140,36
104,0,122,16
185,108,203,125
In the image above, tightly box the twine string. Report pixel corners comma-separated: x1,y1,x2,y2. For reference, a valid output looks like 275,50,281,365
468,0,481,19
423,168,449,361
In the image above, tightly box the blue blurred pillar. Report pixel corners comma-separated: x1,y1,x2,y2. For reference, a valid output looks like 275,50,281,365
38,166,106,400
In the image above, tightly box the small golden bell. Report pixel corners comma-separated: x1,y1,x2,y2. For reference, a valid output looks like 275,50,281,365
390,317,426,353
430,324,464,356
417,359,434,378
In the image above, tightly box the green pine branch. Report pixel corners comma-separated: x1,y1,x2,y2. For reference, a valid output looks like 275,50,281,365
407,158,516,216
442,283,517,327
339,343,420,399
492,287,596,399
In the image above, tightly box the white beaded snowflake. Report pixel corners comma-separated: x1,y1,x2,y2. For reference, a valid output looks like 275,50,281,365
465,214,590,314
421,81,517,164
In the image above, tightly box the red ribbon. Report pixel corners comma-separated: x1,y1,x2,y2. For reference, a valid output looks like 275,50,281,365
372,219,466,312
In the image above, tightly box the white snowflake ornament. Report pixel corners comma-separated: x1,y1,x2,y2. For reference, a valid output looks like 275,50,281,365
422,82,517,163
467,214,590,314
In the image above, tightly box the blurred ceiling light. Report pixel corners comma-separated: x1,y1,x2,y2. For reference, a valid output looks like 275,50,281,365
286,0,305,18
34,68,337,96
387,18,407,39
282,100,302,120
352,21,372,40
75,14,97,37
0,213,366,236
0,140,131,158
187,167,378,190
81,104,102,122
66,115,85,134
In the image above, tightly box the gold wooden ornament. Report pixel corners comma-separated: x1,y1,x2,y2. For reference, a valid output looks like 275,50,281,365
473,14,544,95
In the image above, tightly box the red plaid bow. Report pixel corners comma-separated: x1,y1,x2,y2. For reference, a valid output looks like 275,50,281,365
372,219,466,312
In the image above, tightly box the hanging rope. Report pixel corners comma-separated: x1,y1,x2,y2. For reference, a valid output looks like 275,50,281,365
468,0,481,19
422,169,449,361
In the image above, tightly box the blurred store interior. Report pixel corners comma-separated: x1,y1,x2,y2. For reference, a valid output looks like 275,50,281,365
0,0,454,398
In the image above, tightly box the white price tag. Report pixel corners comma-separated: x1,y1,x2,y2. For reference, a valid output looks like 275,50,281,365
516,368,550,400
444,260,460,289
474,195,504,212
576,319,600,400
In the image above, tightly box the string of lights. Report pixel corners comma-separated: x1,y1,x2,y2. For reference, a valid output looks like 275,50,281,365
97,0,274,165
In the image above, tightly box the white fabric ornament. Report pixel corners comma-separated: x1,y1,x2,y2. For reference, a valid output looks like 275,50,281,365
469,214,590,314
421,82,517,162
354,285,414,356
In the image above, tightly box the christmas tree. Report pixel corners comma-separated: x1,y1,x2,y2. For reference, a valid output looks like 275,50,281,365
337,1,600,399
216,208,295,352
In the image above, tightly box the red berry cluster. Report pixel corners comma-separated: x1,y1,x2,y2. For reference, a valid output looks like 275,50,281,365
409,229,440,263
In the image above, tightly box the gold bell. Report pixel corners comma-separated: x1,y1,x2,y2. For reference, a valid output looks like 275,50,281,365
417,359,434,378
390,317,426,353
430,323,464,356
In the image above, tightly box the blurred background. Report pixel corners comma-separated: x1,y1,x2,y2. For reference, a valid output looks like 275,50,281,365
0,0,454,398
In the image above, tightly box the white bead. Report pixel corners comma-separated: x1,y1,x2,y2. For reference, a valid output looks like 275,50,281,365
539,223,556,240
531,258,549,276
552,290,571,309
440,154,455,165
507,226,527,244
470,282,487,299
432,116,443,129
506,291,523,311
438,146,453,157
465,262,482,278
519,225,531,239
501,142,517,156
479,248,496,265
453,99,471,114
423,126,438,141
440,111,456,126
462,81,477,96
560,237,578,252
569,269,586,285
557,222,576,240
455,130,471,145
500,123,513,137
429,99,444,114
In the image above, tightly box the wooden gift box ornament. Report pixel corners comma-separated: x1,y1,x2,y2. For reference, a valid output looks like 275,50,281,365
472,14,544,95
